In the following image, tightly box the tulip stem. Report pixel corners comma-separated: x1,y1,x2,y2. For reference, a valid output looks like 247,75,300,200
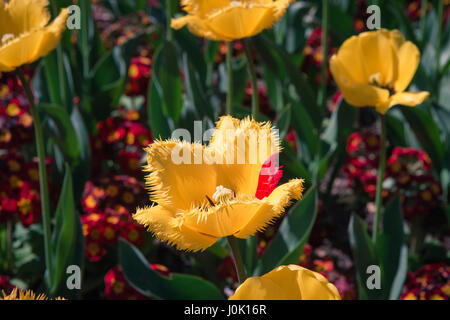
372,114,387,244
17,69,54,288
226,42,234,115
6,219,13,271
243,39,259,120
318,0,329,111
419,0,428,44
227,236,246,284
436,0,444,99
166,0,174,41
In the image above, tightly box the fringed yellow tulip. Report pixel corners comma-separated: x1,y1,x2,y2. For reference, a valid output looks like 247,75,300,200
1,287,64,300
330,29,429,114
0,0,68,73
134,116,304,252
229,265,341,300
171,0,294,41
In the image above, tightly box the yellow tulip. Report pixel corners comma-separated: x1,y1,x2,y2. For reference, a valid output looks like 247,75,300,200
0,0,68,73
171,0,294,41
330,29,429,114
229,265,341,300
134,116,304,252
1,287,65,300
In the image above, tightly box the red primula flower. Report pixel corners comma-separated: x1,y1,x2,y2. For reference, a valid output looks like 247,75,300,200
104,264,169,300
401,264,449,300
0,275,14,293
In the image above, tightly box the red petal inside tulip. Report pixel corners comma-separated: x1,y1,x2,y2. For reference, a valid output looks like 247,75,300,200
255,154,283,200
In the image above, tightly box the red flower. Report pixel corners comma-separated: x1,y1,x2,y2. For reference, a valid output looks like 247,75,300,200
216,256,238,284
85,240,106,262
122,223,146,247
255,154,283,200
16,185,41,227
285,130,297,152
346,132,363,156
118,150,142,176
0,275,14,293
125,56,152,97
401,264,449,300
104,264,169,300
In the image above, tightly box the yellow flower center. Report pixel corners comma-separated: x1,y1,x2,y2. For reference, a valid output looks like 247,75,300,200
128,64,139,78
18,113,32,127
123,192,135,203
128,229,139,242
369,72,381,85
6,103,20,116
107,185,119,197
113,281,125,294
212,185,235,203
421,190,432,202
1,33,14,45
87,242,100,255
18,199,32,215
104,227,115,240
8,160,21,172
85,195,97,209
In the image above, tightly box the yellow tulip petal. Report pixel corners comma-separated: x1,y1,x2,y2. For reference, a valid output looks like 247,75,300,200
389,29,406,51
272,0,295,20
205,5,275,40
0,5,67,71
0,28,48,69
266,178,304,212
375,91,430,114
330,35,367,83
230,265,341,300
233,179,304,238
393,41,421,93
210,116,280,195
229,277,289,300
297,267,341,300
180,0,232,18
172,0,294,41
3,0,50,34
183,198,267,239
29,8,68,62
144,140,218,211
0,60,14,73
358,29,397,86
330,55,390,107
134,205,217,252
171,15,224,41
0,287,64,300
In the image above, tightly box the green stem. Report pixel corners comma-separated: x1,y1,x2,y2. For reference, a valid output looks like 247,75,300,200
49,0,67,106
227,236,246,284
419,0,428,44
166,0,174,41
318,0,329,111
6,220,13,271
243,39,259,120
410,216,425,255
226,41,234,115
17,69,54,286
372,114,387,244
436,0,444,99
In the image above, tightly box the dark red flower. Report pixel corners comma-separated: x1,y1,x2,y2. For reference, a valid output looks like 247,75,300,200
401,264,449,300
255,154,283,200
104,264,169,300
